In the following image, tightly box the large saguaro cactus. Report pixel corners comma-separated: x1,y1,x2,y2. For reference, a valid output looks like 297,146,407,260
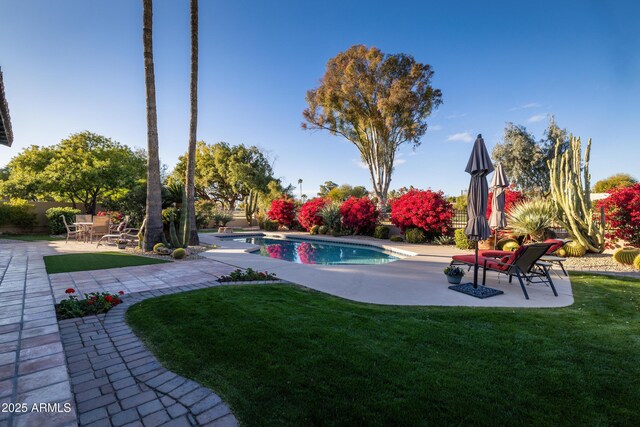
548,135,604,253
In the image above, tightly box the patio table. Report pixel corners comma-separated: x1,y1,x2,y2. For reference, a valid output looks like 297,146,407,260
540,255,568,277
73,222,93,243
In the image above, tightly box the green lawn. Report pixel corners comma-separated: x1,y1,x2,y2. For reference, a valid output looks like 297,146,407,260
44,252,170,274
126,273,640,426
0,234,64,241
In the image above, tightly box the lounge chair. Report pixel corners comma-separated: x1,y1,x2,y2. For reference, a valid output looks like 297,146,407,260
451,242,557,300
96,216,136,247
479,239,569,276
61,215,80,243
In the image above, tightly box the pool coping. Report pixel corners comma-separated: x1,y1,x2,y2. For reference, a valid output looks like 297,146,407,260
215,232,418,259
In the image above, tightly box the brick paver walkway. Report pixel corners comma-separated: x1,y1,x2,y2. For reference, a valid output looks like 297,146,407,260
0,241,238,427
59,285,237,427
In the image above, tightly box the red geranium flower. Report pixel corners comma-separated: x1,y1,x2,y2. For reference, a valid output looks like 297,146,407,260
105,295,113,303
118,291,125,295
87,300,94,305
65,288,75,294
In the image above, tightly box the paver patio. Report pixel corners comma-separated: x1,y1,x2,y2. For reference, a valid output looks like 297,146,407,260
0,240,237,427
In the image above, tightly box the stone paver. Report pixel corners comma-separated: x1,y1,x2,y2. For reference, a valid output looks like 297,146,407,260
59,285,238,427
0,240,238,426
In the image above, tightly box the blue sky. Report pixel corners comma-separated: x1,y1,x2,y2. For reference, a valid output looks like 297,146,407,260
1,0,638,197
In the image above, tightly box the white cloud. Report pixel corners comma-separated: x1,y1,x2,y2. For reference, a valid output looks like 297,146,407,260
428,124,443,131
352,159,369,170
526,113,547,123
395,158,407,165
509,102,541,111
447,132,473,143
445,113,467,119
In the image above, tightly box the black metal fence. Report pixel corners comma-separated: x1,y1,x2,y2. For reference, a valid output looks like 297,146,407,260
452,209,467,229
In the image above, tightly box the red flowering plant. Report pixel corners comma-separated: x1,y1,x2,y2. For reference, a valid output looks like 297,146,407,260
298,198,329,231
390,189,454,239
97,210,124,222
267,197,297,228
340,196,379,235
486,187,524,219
56,289,125,320
597,183,640,248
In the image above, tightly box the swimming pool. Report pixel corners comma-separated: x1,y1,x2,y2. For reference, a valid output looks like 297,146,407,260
232,236,399,265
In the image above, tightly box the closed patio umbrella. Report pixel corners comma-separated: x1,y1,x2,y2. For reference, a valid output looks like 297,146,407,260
449,134,503,298
489,163,509,248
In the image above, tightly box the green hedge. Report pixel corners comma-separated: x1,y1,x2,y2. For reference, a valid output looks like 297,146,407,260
0,200,37,230
373,225,390,239
45,207,81,235
454,229,475,250
405,227,427,244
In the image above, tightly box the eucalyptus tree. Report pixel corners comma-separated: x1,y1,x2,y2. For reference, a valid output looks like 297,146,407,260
302,45,442,206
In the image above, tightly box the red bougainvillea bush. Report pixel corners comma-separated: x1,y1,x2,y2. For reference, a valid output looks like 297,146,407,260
597,183,640,247
267,197,297,228
486,187,524,219
390,189,454,238
298,198,329,231
340,196,379,235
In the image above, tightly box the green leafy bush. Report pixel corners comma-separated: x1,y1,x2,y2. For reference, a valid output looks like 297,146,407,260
310,225,320,235
195,200,218,229
219,268,277,282
454,229,475,249
212,209,234,227
263,219,279,231
318,225,329,235
405,227,427,244
374,225,390,239
434,235,455,245
56,288,124,320
172,248,187,259
390,235,404,242
634,254,640,270
0,200,38,230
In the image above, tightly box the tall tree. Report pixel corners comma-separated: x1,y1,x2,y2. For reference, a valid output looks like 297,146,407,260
171,142,275,210
593,173,637,193
142,0,163,250
302,45,442,207
185,0,199,245
0,132,146,214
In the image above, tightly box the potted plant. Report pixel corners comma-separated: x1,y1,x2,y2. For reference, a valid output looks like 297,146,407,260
115,238,129,250
443,266,465,284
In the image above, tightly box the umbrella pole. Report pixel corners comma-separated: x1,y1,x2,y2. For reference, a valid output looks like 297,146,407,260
474,243,479,288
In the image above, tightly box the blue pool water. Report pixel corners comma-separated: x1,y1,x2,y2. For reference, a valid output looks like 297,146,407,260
232,237,399,265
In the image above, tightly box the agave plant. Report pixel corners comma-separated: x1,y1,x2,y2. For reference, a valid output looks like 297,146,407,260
506,198,556,242
319,202,342,231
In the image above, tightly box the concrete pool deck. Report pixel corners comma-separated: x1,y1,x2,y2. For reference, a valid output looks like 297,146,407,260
199,232,574,308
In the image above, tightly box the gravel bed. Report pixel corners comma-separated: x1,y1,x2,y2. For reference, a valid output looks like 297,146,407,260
123,244,212,261
563,253,639,274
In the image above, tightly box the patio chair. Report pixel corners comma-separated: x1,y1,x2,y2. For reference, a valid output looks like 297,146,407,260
75,214,92,223
479,239,569,276
96,216,136,247
89,216,110,243
118,218,146,247
451,242,557,300
61,215,80,243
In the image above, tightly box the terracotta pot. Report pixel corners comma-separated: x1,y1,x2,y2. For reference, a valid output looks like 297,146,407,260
478,235,495,250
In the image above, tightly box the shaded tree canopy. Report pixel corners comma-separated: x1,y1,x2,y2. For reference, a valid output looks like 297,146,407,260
170,141,275,210
0,131,146,214
326,184,368,202
302,45,442,205
593,173,638,193
492,116,569,194
318,181,338,197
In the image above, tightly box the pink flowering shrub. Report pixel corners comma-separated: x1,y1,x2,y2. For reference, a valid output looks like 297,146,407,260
267,197,296,228
340,196,379,235
298,198,329,231
390,189,454,238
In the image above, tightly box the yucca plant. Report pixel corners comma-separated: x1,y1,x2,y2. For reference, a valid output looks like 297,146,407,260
506,198,556,242
319,203,342,231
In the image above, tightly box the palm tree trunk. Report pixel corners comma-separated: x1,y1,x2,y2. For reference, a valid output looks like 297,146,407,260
186,0,199,245
142,0,164,251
